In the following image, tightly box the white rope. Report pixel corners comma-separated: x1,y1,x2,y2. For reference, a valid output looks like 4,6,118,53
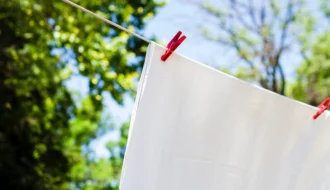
62,0,151,44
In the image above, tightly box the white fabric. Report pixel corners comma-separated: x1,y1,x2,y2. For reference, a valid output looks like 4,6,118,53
120,42,330,190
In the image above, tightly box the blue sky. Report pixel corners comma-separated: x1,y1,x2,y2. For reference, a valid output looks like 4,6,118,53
66,0,326,158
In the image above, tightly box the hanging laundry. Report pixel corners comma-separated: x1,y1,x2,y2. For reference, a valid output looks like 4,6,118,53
120,42,330,190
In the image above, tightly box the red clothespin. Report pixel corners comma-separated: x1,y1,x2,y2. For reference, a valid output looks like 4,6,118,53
313,98,330,119
161,31,186,62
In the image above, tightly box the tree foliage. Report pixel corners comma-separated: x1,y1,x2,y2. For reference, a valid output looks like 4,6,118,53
290,2,330,105
290,33,330,105
0,0,163,189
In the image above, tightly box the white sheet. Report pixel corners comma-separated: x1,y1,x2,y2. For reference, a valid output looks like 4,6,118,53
120,42,330,190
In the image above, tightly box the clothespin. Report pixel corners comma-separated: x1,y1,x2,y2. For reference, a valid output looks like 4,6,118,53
313,98,330,120
161,31,186,62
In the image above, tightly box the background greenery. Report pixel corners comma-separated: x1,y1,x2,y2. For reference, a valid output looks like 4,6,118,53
0,0,163,189
0,0,329,189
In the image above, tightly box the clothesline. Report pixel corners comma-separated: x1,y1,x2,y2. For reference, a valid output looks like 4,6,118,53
62,0,151,44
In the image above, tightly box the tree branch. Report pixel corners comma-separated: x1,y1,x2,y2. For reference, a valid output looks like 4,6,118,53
279,0,294,51
229,29,255,69
248,0,259,28
196,2,257,68
269,1,280,29
229,0,259,34
277,63,286,95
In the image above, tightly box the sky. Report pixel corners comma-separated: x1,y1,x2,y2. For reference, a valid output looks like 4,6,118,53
66,0,326,158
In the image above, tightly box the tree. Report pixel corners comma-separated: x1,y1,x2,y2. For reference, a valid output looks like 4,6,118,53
289,0,330,105
191,0,307,95
0,0,163,189
290,32,330,105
